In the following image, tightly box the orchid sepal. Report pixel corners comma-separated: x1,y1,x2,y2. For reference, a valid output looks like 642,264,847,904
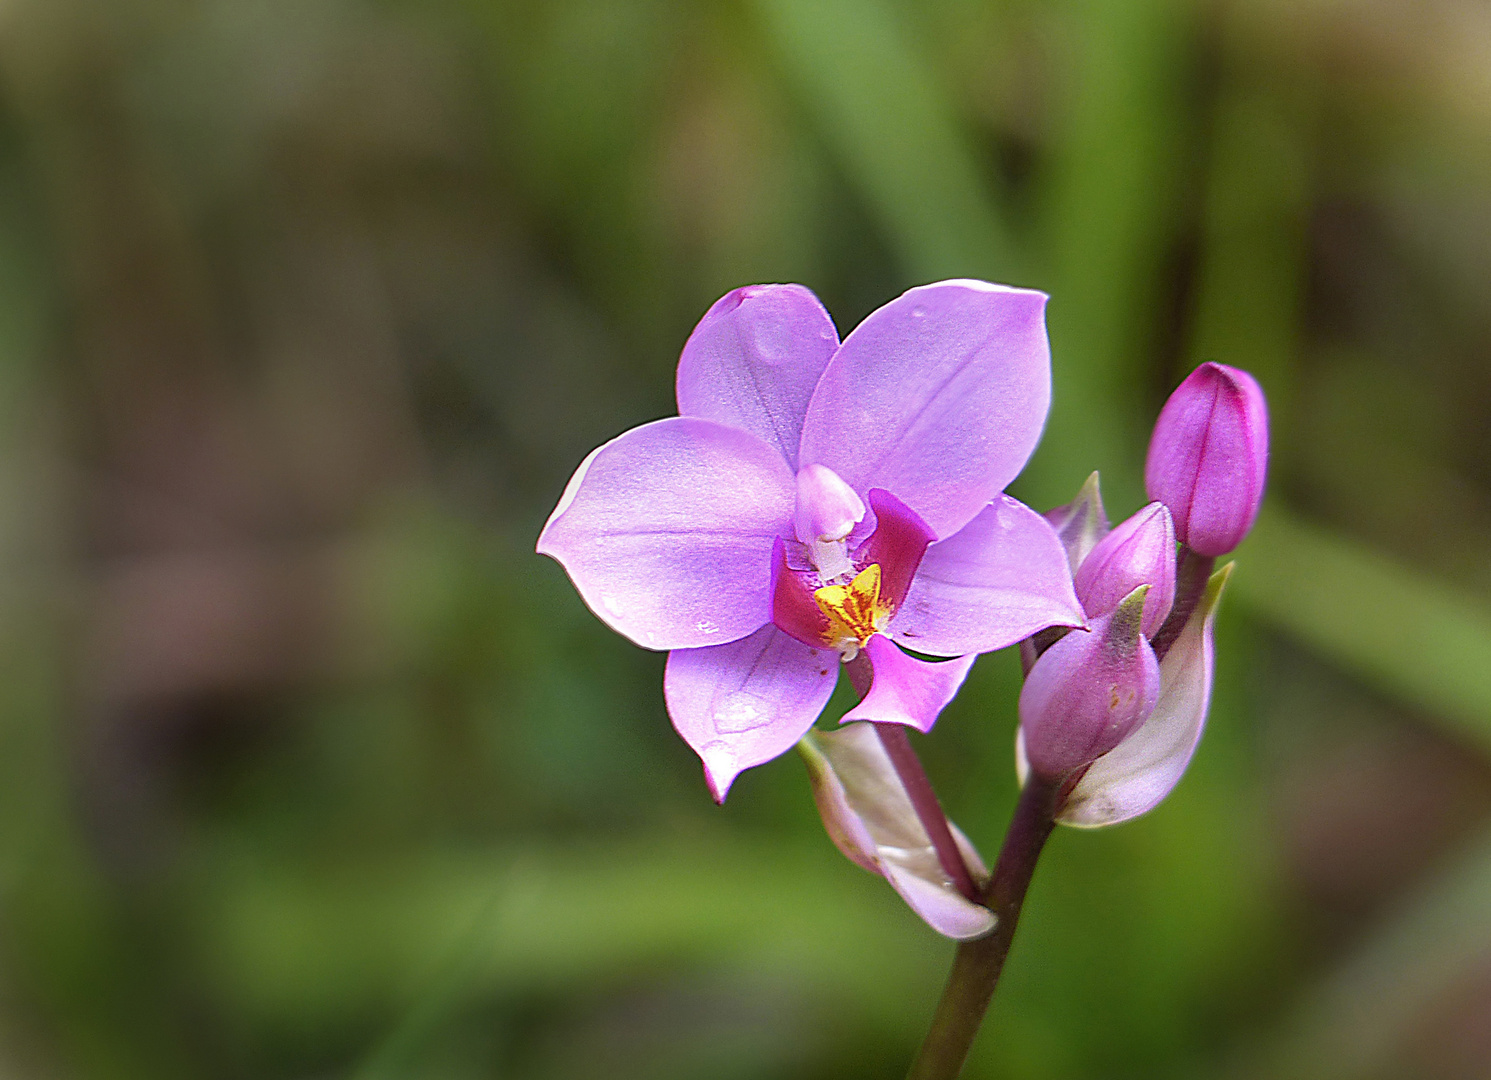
800,723,995,940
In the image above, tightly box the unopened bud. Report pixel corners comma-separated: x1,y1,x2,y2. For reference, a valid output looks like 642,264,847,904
1019,587,1160,780
1073,502,1176,638
1144,362,1268,556
1044,471,1110,575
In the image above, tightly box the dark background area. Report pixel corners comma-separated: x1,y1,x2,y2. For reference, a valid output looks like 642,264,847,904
0,0,1487,1077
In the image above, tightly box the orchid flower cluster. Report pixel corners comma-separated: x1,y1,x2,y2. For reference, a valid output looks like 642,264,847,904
538,281,1266,954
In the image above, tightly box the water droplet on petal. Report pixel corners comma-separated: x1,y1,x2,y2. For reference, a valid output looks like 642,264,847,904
911,305,927,318
714,690,769,733
752,319,791,364
601,593,625,616
695,619,719,636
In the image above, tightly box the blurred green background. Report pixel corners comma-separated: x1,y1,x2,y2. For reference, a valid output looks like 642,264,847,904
0,0,1487,1077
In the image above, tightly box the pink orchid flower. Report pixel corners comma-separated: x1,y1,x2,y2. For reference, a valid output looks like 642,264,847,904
539,280,1085,799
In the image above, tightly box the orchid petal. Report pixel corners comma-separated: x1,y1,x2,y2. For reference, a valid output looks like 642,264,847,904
800,724,995,940
841,635,975,733
890,496,1085,657
799,280,1051,540
676,285,840,469
538,417,793,650
666,624,839,802
1057,563,1233,828
771,537,832,648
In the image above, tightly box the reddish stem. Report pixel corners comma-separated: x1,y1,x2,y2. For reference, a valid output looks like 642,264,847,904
845,653,980,903
905,774,1060,1080
1149,546,1214,661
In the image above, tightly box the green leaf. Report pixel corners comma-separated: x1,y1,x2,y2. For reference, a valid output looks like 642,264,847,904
752,0,1016,282
1236,507,1491,752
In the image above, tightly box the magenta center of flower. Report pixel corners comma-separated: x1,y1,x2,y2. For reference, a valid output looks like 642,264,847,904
772,472,937,660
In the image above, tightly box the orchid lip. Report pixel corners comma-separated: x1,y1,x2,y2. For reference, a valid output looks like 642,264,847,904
813,563,891,659
771,487,935,658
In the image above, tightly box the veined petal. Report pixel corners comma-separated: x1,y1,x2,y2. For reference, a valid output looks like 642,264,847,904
1056,563,1232,828
538,417,794,650
676,285,839,469
798,280,1051,540
665,625,839,802
840,635,975,733
800,724,995,940
890,496,1086,657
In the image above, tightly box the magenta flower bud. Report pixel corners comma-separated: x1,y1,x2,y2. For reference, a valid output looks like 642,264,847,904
1019,587,1161,781
1144,362,1268,556
1072,501,1176,638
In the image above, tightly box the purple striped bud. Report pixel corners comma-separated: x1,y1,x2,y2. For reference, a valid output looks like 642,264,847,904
1073,501,1176,639
1145,362,1268,556
1019,587,1161,781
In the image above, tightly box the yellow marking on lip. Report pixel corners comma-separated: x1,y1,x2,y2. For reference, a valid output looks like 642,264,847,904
814,563,888,649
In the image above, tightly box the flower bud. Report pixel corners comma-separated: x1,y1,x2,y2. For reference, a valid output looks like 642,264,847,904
1073,501,1176,638
1144,362,1268,556
1044,471,1110,575
1019,587,1161,781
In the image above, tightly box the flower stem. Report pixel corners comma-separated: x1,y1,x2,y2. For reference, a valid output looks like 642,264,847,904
845,653,979,903
873,723,980,903
905,773,1060,1080
1149,546,1214,661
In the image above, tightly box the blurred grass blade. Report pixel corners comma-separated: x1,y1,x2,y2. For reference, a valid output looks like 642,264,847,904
206,838,950,1052
1024,0,1195,509
1235,821,1491,1080
752,0,1016,282
1186,79,1314,446
350,865,535,1080
1237,507,1491,753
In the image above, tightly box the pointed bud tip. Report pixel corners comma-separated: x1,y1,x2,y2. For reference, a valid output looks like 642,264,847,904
1046,472,1111,574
